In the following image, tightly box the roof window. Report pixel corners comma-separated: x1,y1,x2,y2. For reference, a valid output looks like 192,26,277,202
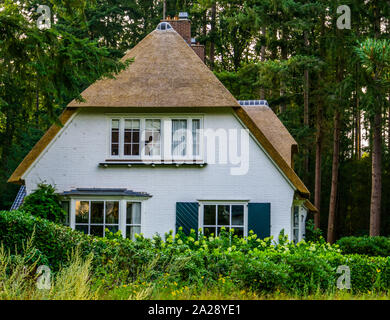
156,22,173,31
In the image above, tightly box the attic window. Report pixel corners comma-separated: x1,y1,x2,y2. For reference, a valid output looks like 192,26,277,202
156,22,172,31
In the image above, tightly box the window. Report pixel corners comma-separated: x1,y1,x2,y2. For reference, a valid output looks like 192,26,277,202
171,118,201,157
126,202,141,240
144,119,161,156
108,117,202,159
202,204,245,237
172,119,187,156
192,119,200,156
75,200,119,237
124,119,140,156
292,206,299,243
111,120,120,156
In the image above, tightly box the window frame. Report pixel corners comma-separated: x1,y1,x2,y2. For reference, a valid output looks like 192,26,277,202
107,115,203,161
198,201,248,237
74,200,120,237
170,116,203,161
292,205,307,243
125,201,142,240
68,197,146,239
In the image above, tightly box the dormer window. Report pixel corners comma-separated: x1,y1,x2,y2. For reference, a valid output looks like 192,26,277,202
156,22,172,31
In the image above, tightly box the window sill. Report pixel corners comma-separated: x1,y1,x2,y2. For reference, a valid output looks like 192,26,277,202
99,161,207,168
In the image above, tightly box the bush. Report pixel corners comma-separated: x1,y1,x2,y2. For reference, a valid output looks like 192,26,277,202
1,210,390,294
20,183,66,223
336,236,390,257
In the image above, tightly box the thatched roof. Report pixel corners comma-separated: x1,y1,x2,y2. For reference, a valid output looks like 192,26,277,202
234,107,309,197
241,105,297,167
68,29,240,108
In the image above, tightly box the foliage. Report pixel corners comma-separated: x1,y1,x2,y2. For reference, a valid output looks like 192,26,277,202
20,183,66,223
337,236,390,257
305,219,324,243
1,210,390,295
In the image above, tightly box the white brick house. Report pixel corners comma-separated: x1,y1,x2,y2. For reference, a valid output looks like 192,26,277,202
9,18,316,242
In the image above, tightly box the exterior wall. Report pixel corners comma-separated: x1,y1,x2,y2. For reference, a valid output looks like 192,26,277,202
23,108,296,239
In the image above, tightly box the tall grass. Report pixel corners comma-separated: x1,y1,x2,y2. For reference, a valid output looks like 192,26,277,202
0,238,96,300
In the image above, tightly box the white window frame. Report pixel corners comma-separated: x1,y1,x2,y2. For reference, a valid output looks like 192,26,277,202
198,201,248,237
170,117,203,161
125,201,142,240
69,197,146,239
107,115,204,161
292,205,307,243
73,200,120,237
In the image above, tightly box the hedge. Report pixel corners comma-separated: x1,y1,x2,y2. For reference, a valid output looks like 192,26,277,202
337,236,390,257
1,210,390,293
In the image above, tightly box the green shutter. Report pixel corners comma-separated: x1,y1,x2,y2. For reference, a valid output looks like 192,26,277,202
248,203,270,239
176,202,199,235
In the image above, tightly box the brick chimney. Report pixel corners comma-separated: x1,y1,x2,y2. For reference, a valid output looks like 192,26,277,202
161,12,205,62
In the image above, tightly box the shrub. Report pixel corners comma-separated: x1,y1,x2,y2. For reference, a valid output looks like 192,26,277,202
336,236,390,257
1,210,390,294
305,218,324,243
20,183,66,223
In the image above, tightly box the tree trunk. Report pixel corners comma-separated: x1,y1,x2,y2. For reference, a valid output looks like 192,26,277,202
279,28,288,113
209,3,216,70
370,111,382,236
303,31,310,183
314,99,322,226
260,27,266,100
327,109,341,243
369,1,382,236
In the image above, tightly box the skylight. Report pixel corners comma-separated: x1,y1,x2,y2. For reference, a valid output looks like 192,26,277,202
156,22,173,31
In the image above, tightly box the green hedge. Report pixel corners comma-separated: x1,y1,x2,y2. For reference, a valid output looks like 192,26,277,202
337,236,390,257
1,210,390,293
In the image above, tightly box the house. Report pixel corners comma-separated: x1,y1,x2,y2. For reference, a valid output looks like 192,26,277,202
8,14,317,243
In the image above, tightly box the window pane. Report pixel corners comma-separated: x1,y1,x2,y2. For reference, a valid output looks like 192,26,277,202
172,120,187,156
106,225,119,235
112,119,119,129
192,119,200,156
90,225,103,237
126,226,141,240
203,227,215,237
127,202,141,225
217,227,229,236
111,120,120,156
231,227,244,237
231,205,244,225
91,201,104,224
75,201,89,223
145,120,161,156
217,205,230,225
124,120,140,156
106,201,119,224
204,205,216,225
294,207,299,228
293,229,299,243
111,144,119,156
75,225,88,234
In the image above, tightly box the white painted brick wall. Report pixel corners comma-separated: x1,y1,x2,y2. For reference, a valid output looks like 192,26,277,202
24,108,295,239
